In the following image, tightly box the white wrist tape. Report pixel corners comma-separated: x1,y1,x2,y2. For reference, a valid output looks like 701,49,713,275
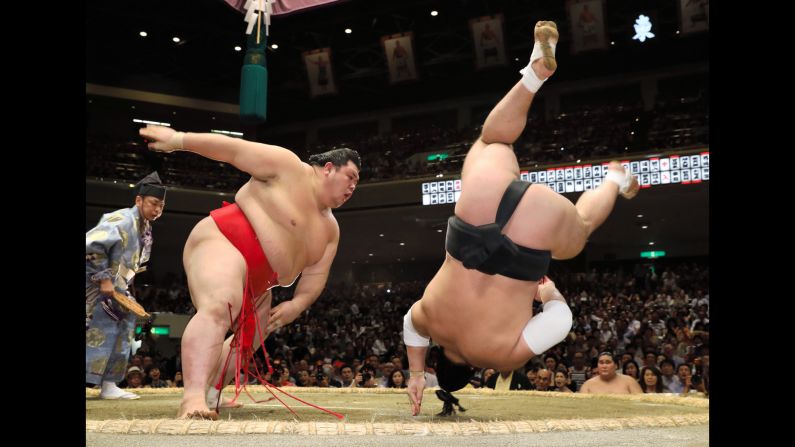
403,305,430,347
169,131,185,150
521,299,572,355
604,170,632,195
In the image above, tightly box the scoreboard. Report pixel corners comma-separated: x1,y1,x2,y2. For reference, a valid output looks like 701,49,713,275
421,151,709,205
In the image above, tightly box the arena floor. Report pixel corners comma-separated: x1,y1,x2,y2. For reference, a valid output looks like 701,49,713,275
86,386,708,445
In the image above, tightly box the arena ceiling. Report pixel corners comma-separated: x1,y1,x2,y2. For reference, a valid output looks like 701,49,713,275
87,0,708,125
87,0,709,266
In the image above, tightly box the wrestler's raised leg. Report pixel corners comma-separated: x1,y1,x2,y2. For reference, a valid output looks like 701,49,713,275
480,21,557,147
457,21,557,189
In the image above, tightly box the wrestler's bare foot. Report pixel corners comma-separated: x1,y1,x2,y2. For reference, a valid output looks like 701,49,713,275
607,161,640,199
178,398,219,420
185,410,219,420
532,21,558,75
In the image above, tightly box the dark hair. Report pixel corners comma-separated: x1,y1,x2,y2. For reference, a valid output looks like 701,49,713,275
659,359,676,369
622,360,640,378
598,351,617,363
308,148,361,170
639,366,664,393
387,369,407,389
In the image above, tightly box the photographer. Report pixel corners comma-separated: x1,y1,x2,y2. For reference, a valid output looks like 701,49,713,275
355,365,378,388
315,371,331,388
678,362,707,396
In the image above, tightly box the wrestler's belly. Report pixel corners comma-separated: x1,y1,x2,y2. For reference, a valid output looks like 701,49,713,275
421,255,539,370
185,214,307,287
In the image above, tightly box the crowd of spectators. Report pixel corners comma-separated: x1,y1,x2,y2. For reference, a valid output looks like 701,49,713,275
120,259,708,397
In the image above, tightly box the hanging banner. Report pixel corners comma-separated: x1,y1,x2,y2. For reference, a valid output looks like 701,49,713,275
303,48,337,97
566,0,608,54
470,14,507,69
679,0,709,35
382,33,419,84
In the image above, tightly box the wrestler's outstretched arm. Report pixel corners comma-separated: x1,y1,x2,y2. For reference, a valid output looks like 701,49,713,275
404,302,430,416
406,345,428,416
139,124,302,180
266,219,340,334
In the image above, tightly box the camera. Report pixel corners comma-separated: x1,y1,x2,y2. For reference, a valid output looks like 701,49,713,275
360,372,371,384
134,317,156,341
691,375,702,386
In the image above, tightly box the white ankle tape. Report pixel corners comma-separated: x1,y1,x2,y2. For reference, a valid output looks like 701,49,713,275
604,170,632,195
530,40,556,66
520,66,545,93
519,41,556,93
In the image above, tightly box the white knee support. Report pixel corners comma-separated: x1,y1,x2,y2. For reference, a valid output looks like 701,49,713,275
403,305,430,347
521,298,572,355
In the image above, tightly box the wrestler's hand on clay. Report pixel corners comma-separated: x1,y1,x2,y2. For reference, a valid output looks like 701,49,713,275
267,300,302,334
139,124,183,153
407,375,425,416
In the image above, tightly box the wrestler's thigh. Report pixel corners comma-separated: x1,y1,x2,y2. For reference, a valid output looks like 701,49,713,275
455,141,521,226
184,238,247,319
502,182,586,254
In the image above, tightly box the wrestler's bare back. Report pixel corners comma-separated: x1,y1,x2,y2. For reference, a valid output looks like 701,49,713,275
184,164,338,287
